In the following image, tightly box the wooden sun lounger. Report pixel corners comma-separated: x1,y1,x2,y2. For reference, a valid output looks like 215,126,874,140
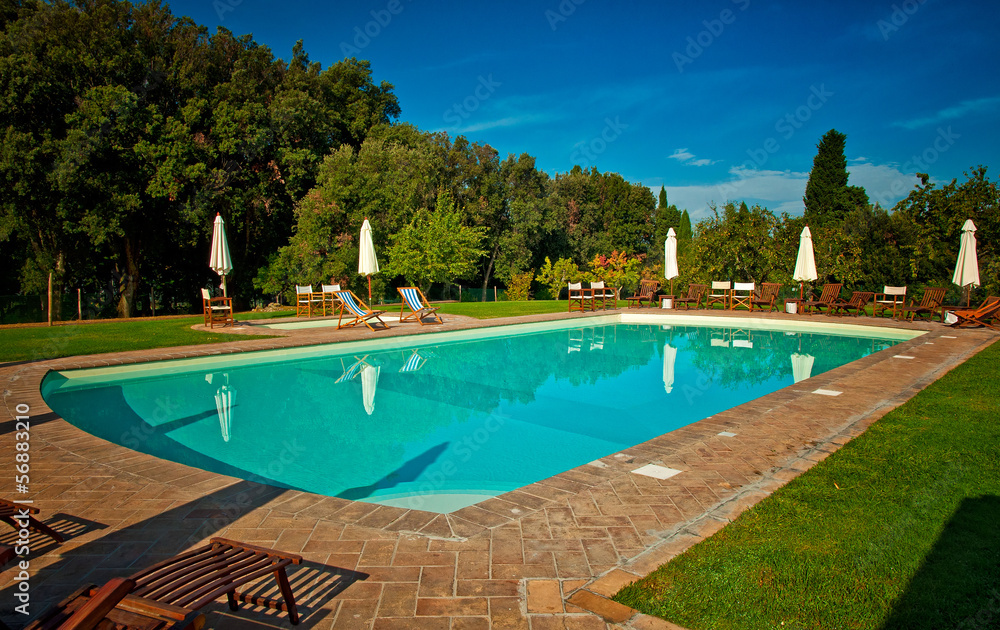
802,283,843,315
334,290,389,331
132,537,302,625
674,283,707,310
896,287,947,322
751,282,781,312
832,291,874,317
625,279,659,308
948,296,1000,331
0,497,65,544
398,286,442,324
27,578,204,630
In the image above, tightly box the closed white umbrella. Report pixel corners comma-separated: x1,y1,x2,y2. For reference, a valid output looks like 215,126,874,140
214,381,235,442
790,353,815,384
793,226,818,300
662,343,677,394
952,219,980,307
361,364,380,416
358,218,380,304
664,228,679,296
209,213,233,297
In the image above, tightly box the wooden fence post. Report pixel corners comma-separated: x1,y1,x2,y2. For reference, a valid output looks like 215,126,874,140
47,271,53,326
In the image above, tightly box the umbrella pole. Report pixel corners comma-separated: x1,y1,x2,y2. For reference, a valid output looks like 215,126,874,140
222,275,227,298
799,281,803,300
367,275,372,304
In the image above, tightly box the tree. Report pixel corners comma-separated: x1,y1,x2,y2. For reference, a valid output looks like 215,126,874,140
383,190,486,293
679,210,693,241
803,129,868,226
654,185,681,258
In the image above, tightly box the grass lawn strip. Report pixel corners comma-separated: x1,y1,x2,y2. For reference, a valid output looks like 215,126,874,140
614,338,1000,629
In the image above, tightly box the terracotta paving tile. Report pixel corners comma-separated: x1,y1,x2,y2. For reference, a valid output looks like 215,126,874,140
2,312,990,629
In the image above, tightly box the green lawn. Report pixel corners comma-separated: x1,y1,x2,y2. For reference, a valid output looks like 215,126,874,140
437,299,570,318
614,339,1000,629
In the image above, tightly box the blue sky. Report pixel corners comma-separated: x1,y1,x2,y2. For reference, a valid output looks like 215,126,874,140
169,0,998,220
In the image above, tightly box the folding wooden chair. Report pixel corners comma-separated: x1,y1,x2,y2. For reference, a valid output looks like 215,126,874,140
948,296,1000,331
590,281,618,310
0,497,65,544
568,282,594,312
397,286,443,324
873,286,907,318
320,283,342,315
706,281,731,309
833,291,875,317
295,285,323,317
730,282,755,311
200,289,233,328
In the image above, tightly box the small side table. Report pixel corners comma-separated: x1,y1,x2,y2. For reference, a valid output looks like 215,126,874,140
660,295,675,309
783,298,803,315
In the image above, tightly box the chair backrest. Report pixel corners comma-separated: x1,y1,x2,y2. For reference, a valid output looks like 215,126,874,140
568,282,582,290
201,288,211,301
296,285,313,294
687,283,708,298
849,291,874,306
711,281,731,291
818,283,843,302
974,296,1000,316
918,287,947,307
758,283,780,301
399,287,425,309
733,282,755,293
590,281,605,289
335,290,367,316
883,286,906,296
638,279,659,296
322,284,340,293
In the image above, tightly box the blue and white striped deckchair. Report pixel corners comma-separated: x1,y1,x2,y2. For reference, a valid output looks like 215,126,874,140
334,290,388,331
397,286,442,325
399,349,427,373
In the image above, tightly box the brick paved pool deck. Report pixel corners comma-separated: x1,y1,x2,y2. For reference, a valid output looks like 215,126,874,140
1,307,995,629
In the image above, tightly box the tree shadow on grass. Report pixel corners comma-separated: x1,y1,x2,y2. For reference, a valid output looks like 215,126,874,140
881,495,1000,630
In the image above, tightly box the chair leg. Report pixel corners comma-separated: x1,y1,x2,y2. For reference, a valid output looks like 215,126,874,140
274,567,300,625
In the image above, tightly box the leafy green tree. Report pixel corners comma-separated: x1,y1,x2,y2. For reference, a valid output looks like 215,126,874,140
535,256,583,299
687,203,785,283
654,185,681,259
679,210,693,242
803,129,868,226
383,190,486,293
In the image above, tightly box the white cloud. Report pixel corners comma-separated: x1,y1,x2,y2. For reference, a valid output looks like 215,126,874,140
667,148,718,166
847,158,925,207
892,96,1000,130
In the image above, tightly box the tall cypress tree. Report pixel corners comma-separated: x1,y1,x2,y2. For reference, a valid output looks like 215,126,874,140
679,210,692,241
803,129,867,225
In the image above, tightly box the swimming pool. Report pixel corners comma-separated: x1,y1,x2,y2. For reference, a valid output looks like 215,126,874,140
40,316,920,513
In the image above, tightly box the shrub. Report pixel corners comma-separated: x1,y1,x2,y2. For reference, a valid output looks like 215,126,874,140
506,270,534,301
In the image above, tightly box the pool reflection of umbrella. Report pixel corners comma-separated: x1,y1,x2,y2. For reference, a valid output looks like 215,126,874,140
361,363,380,416
662,343,677,394
790,353,815,384
358,218,380,304
664,228,679,297
952,219,980,307
214,381,235,442
209,213,233,297
793,226,818,300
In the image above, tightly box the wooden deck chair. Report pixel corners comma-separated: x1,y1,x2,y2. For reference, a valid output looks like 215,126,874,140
320,283,341,315
706,281,731,309
124,537,301,626
730,282,755,311
200,289,233,328
26,577,204,630
567,282,594,312
397,286,443,325
948,295,1000,331
896,286,947,322
0,544,14,566
625,279,659,308
674,283,707,310
295,285,322,317
334,290,389,331
833,291,875,317
751,282,781,312
802,283,843,315
0,497,65,544
873,286,906,318
590,281,618,310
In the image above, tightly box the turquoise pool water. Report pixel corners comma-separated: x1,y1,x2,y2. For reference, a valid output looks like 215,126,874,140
41,321,909,513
